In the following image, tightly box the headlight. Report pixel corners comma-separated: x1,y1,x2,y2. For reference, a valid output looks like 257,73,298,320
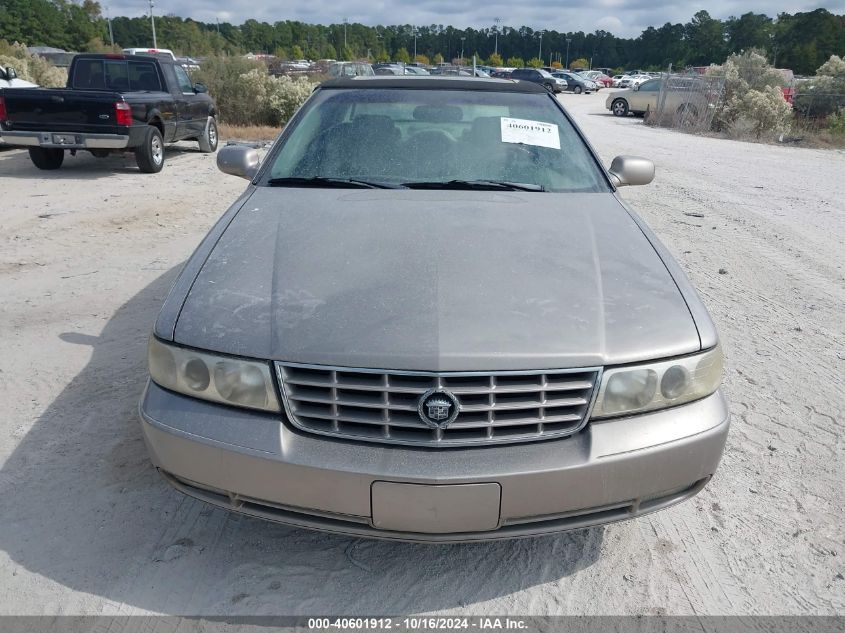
591,346,723,419
147,337,281,412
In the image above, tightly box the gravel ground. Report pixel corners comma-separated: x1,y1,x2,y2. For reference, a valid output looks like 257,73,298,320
0,91,843,616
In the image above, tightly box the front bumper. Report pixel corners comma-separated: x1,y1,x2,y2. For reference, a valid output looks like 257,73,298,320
139,382,730,542
0,130,129,149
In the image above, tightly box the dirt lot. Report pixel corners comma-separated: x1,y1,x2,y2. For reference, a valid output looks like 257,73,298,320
0,92,843,616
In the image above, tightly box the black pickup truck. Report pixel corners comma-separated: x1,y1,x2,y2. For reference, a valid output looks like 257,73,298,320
0,54,218,173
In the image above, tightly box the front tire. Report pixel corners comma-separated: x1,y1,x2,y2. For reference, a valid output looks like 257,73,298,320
197,116,219,153
28,147,64,170
574,86,583,94
135,126,165,173
543,82,554,93
611,98,629,117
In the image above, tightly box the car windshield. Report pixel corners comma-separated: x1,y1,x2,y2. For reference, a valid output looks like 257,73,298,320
264,87,608,192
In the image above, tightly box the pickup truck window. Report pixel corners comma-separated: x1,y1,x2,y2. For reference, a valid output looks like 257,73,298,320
173,65,194,94
73,59,162,92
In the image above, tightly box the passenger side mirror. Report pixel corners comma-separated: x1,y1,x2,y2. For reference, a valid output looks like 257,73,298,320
6,67,18,80
193,82,208,93
608,155,655,187
217,145,261,180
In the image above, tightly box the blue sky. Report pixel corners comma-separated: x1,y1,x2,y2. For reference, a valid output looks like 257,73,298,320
109,1,845,38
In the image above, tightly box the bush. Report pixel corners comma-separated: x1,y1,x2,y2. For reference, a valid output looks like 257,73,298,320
793,55,845,119
709,50,791,138
194,56,315,126
828,109,845,136
0,40,67,87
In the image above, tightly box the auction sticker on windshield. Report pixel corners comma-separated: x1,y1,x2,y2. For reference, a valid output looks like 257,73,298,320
500,117,561,150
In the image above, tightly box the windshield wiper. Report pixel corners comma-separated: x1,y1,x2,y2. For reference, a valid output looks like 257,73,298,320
267,177,400,189
401,179,545,192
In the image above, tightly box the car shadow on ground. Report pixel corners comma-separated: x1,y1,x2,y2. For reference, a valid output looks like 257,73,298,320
0,268,603,614
0,143,210,180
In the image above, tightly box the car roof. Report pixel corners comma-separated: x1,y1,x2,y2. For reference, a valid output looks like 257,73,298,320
318,76,547,93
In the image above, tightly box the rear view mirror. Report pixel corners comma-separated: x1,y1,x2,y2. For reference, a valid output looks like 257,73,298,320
608,155,655,187
217,144,261,180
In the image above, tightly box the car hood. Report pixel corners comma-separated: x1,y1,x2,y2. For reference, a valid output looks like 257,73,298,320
173,189,700,371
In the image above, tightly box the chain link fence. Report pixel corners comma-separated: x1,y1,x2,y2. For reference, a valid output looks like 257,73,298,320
791,91,845,134
645,72,726,133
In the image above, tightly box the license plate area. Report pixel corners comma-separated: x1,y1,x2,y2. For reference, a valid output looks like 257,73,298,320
51,133,79,145
371,482,501,534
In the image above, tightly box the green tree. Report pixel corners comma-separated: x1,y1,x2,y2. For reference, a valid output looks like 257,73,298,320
505,56,524,68
291,44,304,59
726,12,773,53
527,57,543,68
569,57,589,70
395,47,410,63
487,52,503,66
414,53,430,65
684,10,727,65
433,52,444,64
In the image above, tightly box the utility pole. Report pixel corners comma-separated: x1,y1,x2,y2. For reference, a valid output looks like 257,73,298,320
413,29,417,59
460,36,465,64
107,5,114,47
493,17,500,56
343,17,348,50
565,38,571,69
149,0,157,48
216,17,220,36
538,30,544,62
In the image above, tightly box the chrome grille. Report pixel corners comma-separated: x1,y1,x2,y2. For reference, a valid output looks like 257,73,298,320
276,363,601,447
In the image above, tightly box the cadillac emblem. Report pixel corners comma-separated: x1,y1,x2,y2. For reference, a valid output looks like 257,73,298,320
418,389,459,429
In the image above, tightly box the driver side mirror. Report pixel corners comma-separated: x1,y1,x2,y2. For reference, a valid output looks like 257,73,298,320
608,155,655,187
217,144,261,180
6,67,18,80
193,82,208,93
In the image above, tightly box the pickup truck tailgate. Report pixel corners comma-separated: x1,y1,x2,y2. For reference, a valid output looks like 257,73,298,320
2,88,124,134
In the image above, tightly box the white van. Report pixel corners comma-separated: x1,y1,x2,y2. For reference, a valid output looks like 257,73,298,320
122,48,177,61
0,66,37,88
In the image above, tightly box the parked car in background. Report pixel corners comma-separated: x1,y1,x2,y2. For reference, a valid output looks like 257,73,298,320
611,74,625,87
329,62,375,78
0,66,37,89
606,76,713,121
429,66,472,76
580,71,612,88
0,53,218,173
176,57,201,71
551,71,592,94
511,68,565,93
491,70,512,79
617,74,651,89
404,66,431,76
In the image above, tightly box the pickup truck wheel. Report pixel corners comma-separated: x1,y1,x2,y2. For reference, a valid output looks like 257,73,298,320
197,116,219,153
611,98,629,117
135,126,165,173
28,148,64,170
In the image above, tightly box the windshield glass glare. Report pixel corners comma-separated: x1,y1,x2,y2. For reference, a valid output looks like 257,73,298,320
265,88,609,192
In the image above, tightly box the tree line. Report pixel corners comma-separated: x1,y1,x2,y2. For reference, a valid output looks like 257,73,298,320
1,1,844,75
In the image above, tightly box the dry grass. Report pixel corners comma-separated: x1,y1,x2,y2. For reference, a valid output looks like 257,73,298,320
218,123,283,142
